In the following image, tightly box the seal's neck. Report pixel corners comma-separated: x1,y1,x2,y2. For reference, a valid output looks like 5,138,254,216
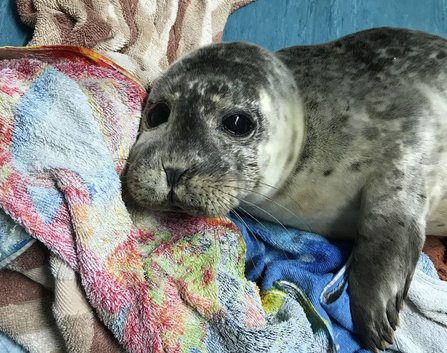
254,87,306,199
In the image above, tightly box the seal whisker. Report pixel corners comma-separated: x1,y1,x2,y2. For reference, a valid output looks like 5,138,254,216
225,178,310,217
208,198,223,260
235,205,291,261
212,193,263,274
213,190,291,261
214,190,273,238
229,208,266,272
238,200,297,244
221,184,312,234
208,185,298,246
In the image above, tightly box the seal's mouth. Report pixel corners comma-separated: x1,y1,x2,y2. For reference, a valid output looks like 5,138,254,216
166,189,186,212
167,189,175,205
121,161,245,218
167,204,184,212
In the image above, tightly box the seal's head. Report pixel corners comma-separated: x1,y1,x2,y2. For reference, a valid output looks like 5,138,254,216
125,41,305,217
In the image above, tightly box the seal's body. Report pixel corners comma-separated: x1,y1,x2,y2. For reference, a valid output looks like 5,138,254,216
125,27,447,352
246,29,447,239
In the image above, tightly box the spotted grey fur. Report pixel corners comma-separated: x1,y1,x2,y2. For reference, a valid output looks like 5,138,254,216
124,27,447,352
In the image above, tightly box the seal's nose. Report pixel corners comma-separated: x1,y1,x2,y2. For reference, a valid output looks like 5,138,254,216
164,167,187,188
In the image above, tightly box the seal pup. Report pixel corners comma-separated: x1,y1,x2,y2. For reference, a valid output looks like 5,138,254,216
124,27,447,352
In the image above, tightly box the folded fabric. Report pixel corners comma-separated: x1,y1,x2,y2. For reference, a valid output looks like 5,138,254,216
1,241,124,353
230,214,447,353
386,266,447,353
16,0,257,87
0,264,66,353
0,46,143,353
0,45,142,271
0,209,34,269
0,47,335,353
0,332,26,353
131,210,336,353
321,253,447,353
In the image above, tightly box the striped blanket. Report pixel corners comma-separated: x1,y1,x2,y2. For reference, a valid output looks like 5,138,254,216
15,0,255,87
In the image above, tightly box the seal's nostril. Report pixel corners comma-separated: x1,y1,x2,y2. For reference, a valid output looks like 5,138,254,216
164,167,187,188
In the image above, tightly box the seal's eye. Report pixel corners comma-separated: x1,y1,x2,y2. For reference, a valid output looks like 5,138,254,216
221,114,254,136
147,103,170,128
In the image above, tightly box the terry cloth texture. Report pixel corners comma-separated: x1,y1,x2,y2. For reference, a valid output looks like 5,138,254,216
15,0,256,87
0,239,124,353
0,46,141,353
230,214,447,353
0,47,335,353
387,265,447,353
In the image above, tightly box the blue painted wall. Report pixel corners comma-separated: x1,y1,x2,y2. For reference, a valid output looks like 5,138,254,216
0,0,31,47
223,0,447,50
2,0,447,49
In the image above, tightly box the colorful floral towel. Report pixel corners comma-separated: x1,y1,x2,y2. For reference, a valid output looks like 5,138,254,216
0,46,333,353
0,46,140,271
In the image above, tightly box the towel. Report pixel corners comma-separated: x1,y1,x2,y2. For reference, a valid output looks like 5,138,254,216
0,46,142,353
1,240,124,353
231,213,447,353
387,262,447,353
0,245,124,353
0,46,334,353
15,0,256,87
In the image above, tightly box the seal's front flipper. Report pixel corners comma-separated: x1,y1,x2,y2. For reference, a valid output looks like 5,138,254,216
349,168,427,352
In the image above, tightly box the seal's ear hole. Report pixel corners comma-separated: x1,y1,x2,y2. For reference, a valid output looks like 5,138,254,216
221,113,254,137
147,103,170,128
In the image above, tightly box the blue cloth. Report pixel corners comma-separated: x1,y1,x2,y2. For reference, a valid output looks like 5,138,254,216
416,252,439,279
0,332,26,353
0,210,33,269
230,214,438,353
228,214,366,351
